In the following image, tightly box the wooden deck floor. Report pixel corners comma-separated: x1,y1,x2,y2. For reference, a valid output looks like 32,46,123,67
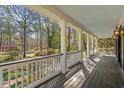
64,59,96,88
64,55,124,88
82,55,124,88
64,70,85,88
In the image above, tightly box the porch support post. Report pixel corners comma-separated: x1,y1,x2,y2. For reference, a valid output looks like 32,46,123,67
87,33,90,59
92,36,94,54
121,29,124,70
78,30,82,62
60,20,67,74
95,37,98,53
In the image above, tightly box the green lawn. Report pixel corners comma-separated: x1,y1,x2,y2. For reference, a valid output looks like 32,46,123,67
26,53,35,58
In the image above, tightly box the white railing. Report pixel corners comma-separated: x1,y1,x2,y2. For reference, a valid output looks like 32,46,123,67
0,50,82,88
97,48,115,55
67,51,81,68
0,54,62,88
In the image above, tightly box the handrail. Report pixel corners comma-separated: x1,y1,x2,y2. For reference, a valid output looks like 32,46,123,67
0,53,63,67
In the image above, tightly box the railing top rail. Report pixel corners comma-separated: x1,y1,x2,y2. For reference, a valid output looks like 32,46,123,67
0,53,63,67
0,50,81,67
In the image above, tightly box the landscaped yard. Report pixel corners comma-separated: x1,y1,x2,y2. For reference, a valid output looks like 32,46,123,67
0,54,10,63
0,49,60,63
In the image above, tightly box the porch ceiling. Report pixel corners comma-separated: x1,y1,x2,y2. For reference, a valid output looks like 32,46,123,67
55,5,124,38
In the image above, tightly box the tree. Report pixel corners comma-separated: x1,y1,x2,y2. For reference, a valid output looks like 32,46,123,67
98,38,114,48
42,17,60,54
82,33,87,51
5,5,38,58
72,30,77,48
0,5,62,61
32,15,45,53
39,17,44,53
4,16,14,46
50,21,60,53
0,6,4,51
43,17,51,53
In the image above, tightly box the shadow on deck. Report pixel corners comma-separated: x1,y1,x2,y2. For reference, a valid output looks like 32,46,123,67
28,54,124,88
82,55,124,88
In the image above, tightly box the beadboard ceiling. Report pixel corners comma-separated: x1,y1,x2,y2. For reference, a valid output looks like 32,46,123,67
55,5,124,38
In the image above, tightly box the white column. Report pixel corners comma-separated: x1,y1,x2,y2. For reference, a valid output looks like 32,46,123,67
92,36,94,54
95,37,98,53
60,20,67,74
78,30,82,62
87,33,90,59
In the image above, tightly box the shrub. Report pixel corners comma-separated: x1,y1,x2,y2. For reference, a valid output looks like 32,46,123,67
34,52,42,56
47,50,55,55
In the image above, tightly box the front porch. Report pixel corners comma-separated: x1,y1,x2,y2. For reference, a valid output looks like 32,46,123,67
0,5,124,88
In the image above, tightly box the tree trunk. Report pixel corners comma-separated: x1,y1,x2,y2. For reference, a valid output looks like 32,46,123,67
83,35,87,50
51,26,55,53
47,25,50,54
23,20,27,58
38,18,43,53
72,31,76,48
0,17,2,51
67,27,71,52
36,31,39,50
23,27,26,58
39,29,43,54
40,31,43,53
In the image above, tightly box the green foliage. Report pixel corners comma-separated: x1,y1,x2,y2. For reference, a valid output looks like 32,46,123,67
34,52,42,56
0,55,10,63
3,71,21,81
47,50,55,55
98,38,114,48
10,81,21,88
50,31,60,49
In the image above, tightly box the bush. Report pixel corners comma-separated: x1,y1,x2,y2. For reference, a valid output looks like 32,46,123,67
0,55,10,63
34,52,42,56
8,52,16,60
47,50,55,55
0,53,17,63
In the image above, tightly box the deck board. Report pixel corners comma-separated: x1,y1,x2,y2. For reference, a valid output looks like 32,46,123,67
64,60,96,88
82,55,124,88
64,70,85,88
